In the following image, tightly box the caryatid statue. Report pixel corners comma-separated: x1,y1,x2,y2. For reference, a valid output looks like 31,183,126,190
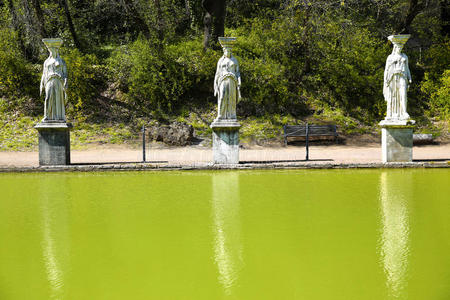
40,38,68,122
214,37,241,121
383,35,412,122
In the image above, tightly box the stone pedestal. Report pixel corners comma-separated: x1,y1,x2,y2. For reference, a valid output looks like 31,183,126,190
379,120,415,163
34,122,72,165
211,119,240,164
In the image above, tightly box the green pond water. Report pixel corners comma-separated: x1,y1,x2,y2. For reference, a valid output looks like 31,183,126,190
0,169,449,300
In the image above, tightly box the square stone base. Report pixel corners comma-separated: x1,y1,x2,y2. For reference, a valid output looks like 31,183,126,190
35,122,72,165
380,125,414,163
211,120,240,164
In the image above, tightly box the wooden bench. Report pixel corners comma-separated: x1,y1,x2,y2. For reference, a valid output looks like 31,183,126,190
283,124,338,160
413,133,434,145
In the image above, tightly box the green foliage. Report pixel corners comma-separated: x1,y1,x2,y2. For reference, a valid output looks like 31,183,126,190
122,38,190,115
422,40,450,81
420,40,450,121
421,70,450,121
228,13,388,122
0,99,39,151
311,103,372,134
62,48,105,120
230,20,304,117
240,117,284,143
108,37,217,117
71,123,136,148
0,0,449,142
226,0,282,27
313,25,388,121
0,29,39,100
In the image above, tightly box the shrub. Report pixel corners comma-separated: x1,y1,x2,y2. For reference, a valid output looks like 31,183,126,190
0,29,39,100
108,37,218,118
62,48,105,120
421,70,450,121
228,22,303,117
420,40,450,121
227,16,388,122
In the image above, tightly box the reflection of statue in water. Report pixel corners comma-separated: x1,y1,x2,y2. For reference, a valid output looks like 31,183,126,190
212,172,243,295
379,171,411,298
383,35,412,122
40,38,68,122
214,37,241,121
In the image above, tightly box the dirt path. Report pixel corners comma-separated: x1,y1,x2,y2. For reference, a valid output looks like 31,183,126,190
1,144,449,167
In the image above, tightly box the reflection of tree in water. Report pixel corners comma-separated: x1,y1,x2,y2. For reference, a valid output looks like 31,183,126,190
212,172,244,296
39,175,71,300
379,171,411,299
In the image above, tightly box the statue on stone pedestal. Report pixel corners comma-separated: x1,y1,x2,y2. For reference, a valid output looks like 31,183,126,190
383,35,412,122
214,37,241,121
40,38,68,122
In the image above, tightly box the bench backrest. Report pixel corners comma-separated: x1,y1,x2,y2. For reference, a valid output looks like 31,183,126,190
284,124,337,137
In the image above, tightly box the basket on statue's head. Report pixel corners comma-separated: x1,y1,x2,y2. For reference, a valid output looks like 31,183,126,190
387,34,411,47
218,37,236,50
42,38,63,49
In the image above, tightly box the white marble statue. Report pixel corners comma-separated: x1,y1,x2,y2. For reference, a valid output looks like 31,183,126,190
383,35,412,122
40,38,68,122
214,37,241,121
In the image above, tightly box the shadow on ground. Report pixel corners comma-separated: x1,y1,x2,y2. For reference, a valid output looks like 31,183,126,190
239,159,334,164
413,159,449,162
71,161,168,165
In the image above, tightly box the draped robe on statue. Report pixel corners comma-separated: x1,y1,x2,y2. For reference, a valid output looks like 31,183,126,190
41,56,67,121
383,52,411,121
214,55,240,120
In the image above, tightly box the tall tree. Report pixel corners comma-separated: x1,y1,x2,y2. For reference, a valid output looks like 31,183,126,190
202,0,226,50
6,0,27,57
154,0,163,40
119,0,150,38
395,0,425,33
30,0,47,37
440,0,449,36
59,0,82,50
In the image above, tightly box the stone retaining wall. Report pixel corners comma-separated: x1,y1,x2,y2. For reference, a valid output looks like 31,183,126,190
0,161,448,173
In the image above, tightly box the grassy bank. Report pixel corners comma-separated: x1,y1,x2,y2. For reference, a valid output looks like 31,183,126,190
0,113,140,151
1,109,447,152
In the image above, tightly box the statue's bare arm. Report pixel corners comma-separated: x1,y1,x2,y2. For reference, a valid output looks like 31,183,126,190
405,56,412,83
384,56,393,86
232,57,241,99
214,58,223,96
236,66,241,100
40,61,47,96
62,59,68,89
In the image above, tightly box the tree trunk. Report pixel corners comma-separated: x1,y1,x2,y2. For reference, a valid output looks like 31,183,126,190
118,0,150,39
154,0,164,41
202,0,226,50
60,0,82,50
302,6,312,74
30,0,47,37
6,0,27,57
203,10,212,50
395,0,423,33
185,0,190,18
212,0,225,42
440,0,450,37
